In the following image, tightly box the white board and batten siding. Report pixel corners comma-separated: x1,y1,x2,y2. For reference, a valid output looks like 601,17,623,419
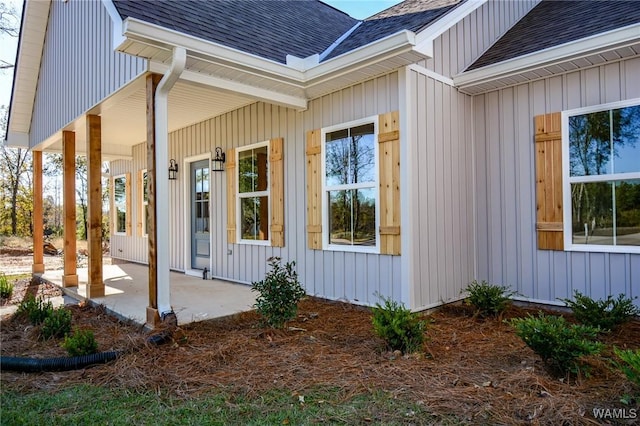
417,0,540,78
112,73,402,307
473,57,640,305
30,0,146,148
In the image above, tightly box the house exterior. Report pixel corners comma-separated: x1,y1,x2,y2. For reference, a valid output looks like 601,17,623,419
7,0,639,326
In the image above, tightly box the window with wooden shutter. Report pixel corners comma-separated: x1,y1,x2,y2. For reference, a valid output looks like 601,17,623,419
226,148,236,244
306,111,401,254
112,173,131,236
534,112,564,250
270,138,285,247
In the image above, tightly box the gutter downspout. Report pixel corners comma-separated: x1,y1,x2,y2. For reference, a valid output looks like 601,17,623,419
155,46,186,318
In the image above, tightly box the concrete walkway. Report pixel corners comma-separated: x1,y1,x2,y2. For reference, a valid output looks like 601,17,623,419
41,263,256,326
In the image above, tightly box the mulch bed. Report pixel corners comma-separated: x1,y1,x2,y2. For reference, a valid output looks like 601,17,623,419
1,279,639,425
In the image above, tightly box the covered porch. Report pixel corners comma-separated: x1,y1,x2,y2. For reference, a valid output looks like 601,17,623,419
41,262,255,326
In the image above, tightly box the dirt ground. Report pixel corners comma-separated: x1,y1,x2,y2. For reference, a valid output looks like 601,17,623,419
1,277,639,425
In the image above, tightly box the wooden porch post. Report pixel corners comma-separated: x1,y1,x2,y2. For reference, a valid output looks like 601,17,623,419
146,73,162,326
86,114,104,298
32,151,44,274
62,131,78,287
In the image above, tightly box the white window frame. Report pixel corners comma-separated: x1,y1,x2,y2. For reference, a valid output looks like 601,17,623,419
113,174,128,236
321,116,380,253
236,140,271,246
141,169,148,237
562,98,640,254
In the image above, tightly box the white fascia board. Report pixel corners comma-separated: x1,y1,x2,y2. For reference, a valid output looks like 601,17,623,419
149,62,308,110
454,23,640,89
122,18,304,84
8,0,51,137
6,131,29,148
414,0,488,57
305,30,418,84
101,0,127,50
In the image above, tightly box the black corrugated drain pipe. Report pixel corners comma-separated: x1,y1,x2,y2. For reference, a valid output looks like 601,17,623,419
1,351,121,373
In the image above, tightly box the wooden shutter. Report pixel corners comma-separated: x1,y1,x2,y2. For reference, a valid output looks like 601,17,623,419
226,148,236,244
270,138,285,247
306,130,322,249
378,111,401,255
534,112,564,250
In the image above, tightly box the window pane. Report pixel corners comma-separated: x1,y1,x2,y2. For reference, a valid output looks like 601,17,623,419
325,124,375,186
240,196,269,241
328,188,376,246
612,105,640,174
117,207,126,233
143,172,148,202
616,180,640,246
569,105,640,176
239,146,268,193
114,177,126,203
571,180,640,247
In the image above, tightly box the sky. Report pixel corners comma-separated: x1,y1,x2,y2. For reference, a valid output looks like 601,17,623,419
0,0,401,113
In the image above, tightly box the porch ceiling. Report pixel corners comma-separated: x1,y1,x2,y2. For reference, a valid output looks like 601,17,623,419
41,75,254,158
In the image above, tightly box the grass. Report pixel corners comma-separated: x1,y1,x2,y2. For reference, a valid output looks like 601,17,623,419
0,385,455,425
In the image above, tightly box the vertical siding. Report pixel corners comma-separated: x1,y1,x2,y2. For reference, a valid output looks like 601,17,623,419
114,73,401,306
30,0,147,147
473,57,640,305
420,0,540,77
407,70,475,309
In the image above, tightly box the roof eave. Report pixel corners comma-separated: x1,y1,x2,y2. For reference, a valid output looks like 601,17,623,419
454,23,640,93
6,0,51,148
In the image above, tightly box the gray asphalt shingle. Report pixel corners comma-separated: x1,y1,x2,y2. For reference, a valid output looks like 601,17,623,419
113,0,357,64
468,0,640,71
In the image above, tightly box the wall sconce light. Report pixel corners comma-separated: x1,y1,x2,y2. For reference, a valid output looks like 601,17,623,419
168,159,178,180
212,147,226,172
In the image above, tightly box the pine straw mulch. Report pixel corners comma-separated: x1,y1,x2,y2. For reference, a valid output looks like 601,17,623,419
1,280,639,425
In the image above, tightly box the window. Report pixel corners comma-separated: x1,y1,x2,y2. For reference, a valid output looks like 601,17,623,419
141,170,149,236
237,141,270,243
113,174,129,235
322,119,378,251
563,99,640,253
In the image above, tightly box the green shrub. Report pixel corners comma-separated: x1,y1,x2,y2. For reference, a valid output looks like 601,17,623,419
372,296,427,354
0,274,14,299
613,347,640,388
62,328,98,356
252,258,306,329
41,307,72,339
509,312,603,376
463,280,515,317
16,294,54,325
560,291,639,331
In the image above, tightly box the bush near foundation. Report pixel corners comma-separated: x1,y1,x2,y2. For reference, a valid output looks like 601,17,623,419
0,273,13,299
463,280,515,318
252,258,305,329
372,296,427,354
62,328,98,356
560,291,639,331
16,294,54,325
509,312,603,376
42,307,72,339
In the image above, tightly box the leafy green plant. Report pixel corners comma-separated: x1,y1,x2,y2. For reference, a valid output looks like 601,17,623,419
16,294,54,325
0,273,14,299
372,296,427,354
509,312,603,376
42,307,72,339
463,280,515,317
560,291,639,331
62,328,98,356
613,347,640,388
252,258,306,329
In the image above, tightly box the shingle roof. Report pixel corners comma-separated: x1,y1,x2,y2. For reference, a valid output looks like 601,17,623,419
112,0,357,64
468,0,640,71
323,0,462,60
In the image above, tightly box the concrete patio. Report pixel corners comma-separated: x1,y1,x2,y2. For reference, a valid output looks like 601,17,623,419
41,262,256,326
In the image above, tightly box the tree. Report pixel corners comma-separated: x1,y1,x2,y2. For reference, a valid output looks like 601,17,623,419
0,0,19,70
0,105,32,236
